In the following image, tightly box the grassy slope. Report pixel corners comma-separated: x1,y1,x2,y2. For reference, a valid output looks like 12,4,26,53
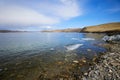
81,22,120,32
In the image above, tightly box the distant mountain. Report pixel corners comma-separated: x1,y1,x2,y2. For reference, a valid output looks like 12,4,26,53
1,22,120,33
81,22,120,33
41,28,81,32
42,22,120,33
0,30,26,33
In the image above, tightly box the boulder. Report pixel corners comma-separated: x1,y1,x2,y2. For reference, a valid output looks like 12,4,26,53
102,35,120,42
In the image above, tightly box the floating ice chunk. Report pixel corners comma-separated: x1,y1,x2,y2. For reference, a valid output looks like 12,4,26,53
71,38,82,41
50,48,54,51
82,38,95,41
72,38,78,40
65,44,83,51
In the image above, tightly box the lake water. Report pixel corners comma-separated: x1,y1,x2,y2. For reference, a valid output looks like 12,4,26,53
0,32,106,80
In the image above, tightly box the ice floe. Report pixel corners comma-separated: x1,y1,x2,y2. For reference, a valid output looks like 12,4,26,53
50,48,54,51
72,38,79,40
65,44,83,51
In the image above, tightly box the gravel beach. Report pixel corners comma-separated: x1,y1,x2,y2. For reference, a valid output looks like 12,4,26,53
81,43,120,80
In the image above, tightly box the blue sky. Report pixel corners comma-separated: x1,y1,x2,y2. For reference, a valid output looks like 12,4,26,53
0,0,120,31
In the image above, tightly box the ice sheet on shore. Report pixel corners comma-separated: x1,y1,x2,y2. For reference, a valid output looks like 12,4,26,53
82,38,95,41
65,44,83,51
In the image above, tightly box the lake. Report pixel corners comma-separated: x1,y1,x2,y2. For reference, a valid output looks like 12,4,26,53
0,32,106,80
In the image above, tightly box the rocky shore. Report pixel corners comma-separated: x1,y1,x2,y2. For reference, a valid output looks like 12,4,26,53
37,34,120,80
81,43,120,80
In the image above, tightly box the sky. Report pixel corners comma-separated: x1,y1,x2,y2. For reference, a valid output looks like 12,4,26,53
0,0,120,31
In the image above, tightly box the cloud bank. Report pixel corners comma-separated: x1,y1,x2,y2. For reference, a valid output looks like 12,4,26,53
0,0,82,27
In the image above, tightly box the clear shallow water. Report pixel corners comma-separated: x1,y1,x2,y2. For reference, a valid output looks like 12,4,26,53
0,32,106,80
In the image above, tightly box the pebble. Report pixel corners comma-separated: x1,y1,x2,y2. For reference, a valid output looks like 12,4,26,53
82,59,86,63
81,43,120,80
87,49,91,52
73,60,79,63
103,55,107,58
60,78,63,80
84,73,88,76
4,68,8,70
82,77,87,80
109,53,115,55
109,69,112,73
111,62,120,66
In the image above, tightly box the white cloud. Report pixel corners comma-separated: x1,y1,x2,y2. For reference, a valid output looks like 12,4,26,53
0,0,82,27
38,0,81,19
0,6,59,26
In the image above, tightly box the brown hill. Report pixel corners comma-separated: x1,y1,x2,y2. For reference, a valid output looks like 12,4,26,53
81,22,120,33
42,28,81,32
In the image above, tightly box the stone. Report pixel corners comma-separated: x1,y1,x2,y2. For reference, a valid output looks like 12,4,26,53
84,73,88,76
111,62,120,66
60,78,63,80
4,68,8,70
82,60,86,63
103,55,107,59
109,53,115,55
82,77,87,80
73,60,79,63
0,68,2,72
87,49,92,52
102,35,120,42
109,70,112,73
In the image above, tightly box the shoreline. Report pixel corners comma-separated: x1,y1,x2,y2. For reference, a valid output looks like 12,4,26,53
81,43,120,80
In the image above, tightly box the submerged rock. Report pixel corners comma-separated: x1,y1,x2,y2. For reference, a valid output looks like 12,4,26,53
87,49,92,52
0,68,2,72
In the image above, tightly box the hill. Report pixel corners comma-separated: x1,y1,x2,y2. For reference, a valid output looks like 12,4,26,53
81,22,120,33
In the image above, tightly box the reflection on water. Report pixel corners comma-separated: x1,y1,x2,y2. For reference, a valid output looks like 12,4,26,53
0,32,106,80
